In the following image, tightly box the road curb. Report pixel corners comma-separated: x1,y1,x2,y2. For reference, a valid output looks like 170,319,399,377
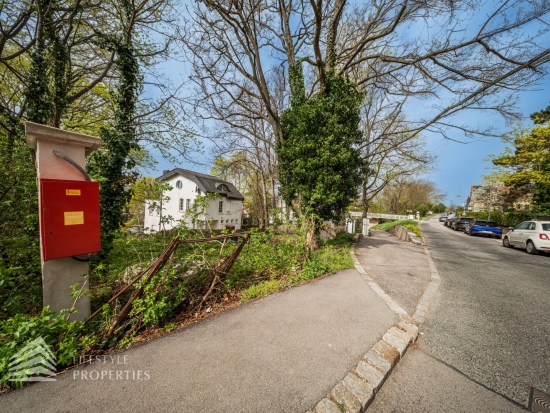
412,236,442,324
305,248,421,413
308,320,419,413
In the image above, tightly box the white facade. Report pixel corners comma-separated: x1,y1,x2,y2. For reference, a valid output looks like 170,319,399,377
143,172,244,232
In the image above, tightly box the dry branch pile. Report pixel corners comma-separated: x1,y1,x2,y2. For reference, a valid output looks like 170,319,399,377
86,232,250,345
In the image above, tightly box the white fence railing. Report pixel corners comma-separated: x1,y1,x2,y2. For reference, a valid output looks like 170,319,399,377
348,212,410,220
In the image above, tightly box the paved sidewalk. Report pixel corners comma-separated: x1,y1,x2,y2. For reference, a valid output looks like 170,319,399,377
355,231,432,316
1,268,398,413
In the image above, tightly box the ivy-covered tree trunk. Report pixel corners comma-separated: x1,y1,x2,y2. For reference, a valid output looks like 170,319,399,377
278,63,364,251
94,1,140,253
25,0,53,126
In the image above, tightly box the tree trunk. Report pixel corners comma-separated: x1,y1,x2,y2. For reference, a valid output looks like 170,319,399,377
362,182,369,219
306,228,318,251
260,170,269,228
271,177,277,209
303,215,319,252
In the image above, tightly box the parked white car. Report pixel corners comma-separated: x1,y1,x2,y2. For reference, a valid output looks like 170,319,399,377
502,220,550,254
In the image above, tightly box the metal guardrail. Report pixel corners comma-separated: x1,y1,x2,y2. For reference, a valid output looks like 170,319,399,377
348,212,410,220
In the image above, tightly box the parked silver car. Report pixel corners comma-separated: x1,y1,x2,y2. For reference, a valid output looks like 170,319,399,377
502,220,550,254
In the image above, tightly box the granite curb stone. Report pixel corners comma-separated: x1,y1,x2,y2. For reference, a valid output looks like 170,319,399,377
315,398,342,413
329,382,362,413
310,321,419,413
309,242,436,413
363,351,391,375
382,331,408,356
342,373,375,410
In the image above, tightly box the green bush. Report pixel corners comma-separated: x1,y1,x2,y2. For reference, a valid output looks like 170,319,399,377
0,264,42,319
465,211,538,227
324,232,354,246
0,308,87,389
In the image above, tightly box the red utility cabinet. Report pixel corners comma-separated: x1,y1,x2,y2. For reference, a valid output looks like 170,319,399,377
40,179,101,261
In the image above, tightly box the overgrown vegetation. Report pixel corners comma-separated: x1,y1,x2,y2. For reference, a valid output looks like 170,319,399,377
92,0,142,253
0,309,88,389
371,220,422,238
0,227,353,391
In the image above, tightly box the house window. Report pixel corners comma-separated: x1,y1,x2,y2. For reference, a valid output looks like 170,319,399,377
217,183,229,192
226,201,231,213
219,201,223,213
235,219,238,223
176,180,182,189
156,208,160,216
148,204,153,216
186,199,191,211
221,219,224,223
179,199,184,212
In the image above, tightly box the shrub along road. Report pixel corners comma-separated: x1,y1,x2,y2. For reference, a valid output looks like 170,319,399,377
370,216,550,412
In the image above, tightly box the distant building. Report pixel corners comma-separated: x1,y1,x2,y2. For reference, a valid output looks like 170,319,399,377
143,168,244,232
467,185,492,212
466,184,531,212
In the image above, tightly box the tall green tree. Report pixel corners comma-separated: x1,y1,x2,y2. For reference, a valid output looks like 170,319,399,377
92,0,141,252
492,105,550,214
278,66,363,249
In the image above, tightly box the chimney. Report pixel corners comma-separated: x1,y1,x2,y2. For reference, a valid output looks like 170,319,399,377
163,169,170,175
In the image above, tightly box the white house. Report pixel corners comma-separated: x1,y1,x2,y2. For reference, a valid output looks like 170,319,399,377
143,168,245,232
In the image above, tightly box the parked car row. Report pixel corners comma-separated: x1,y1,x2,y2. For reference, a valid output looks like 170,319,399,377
443,215,502,238
440,213,550,255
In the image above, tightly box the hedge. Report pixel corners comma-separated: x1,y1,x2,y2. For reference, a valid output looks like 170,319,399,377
463,211,543,227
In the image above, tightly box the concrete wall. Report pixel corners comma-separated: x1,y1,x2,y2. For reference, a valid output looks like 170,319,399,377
389,225,423,245
144,175,243,232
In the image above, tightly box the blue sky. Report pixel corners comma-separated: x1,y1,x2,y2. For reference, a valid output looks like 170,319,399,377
420,81,550,206
142,2,550,208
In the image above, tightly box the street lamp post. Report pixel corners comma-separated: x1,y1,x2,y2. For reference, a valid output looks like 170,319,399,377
457,195,466,216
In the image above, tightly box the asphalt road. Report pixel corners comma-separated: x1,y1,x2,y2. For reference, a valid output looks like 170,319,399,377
371,216,550,412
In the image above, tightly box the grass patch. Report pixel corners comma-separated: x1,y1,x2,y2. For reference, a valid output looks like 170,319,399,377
240,279,288,301
239,238,354,302
371,219,422,238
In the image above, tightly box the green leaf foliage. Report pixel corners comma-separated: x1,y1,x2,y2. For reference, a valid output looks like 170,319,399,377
0,308,86,389
91,11,141,253
278,71,364,227
465,211,545,227
491,108,550,214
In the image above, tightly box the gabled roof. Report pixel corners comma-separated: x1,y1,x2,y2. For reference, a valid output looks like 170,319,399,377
158,168,244,200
